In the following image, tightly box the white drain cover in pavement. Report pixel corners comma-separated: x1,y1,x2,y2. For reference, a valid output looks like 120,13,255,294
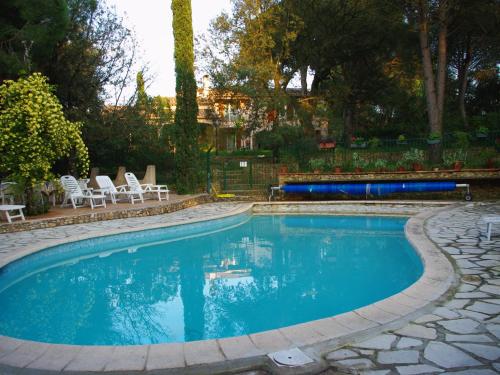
268,347,314,367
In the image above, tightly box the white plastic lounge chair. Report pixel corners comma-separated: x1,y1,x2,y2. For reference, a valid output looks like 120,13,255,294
124,172,169,201
95,175,144,204
483,216,500,241
60,175,106,209
0,205,25,223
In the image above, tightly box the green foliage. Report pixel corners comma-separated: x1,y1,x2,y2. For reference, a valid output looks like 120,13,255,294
352,152,368,169
0,73,89,188
308,157,326,171
0,0,69,81
172,0,201,193
402,148,425,165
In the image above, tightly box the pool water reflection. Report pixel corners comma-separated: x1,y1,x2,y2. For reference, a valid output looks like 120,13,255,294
0,215,422,345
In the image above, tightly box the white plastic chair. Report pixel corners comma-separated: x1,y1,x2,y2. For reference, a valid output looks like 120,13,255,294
124,172,169,201
60,175,106,209
95,175,144,204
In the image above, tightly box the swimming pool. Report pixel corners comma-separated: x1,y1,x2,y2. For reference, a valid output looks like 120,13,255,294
0,213,422,346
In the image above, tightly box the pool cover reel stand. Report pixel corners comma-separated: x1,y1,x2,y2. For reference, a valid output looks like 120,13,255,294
269,182,471,201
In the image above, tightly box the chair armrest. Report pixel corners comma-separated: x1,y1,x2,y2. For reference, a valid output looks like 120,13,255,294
115,185,128,192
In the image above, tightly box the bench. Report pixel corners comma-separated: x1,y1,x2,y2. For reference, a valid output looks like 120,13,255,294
0,205,26,223
483,216,500,241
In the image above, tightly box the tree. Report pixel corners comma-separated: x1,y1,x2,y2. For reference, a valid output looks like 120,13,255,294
0,73,89,212
405,0,450,163
0,0,69,82
171,0,201,193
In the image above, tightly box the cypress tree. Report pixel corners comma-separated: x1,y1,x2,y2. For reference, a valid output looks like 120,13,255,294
171,0,200,193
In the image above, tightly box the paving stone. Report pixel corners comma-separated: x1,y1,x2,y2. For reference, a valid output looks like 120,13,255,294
146,344,184,371
483,298,500,304
359,350,374,355
485,324,500,339
467,301,500,315
396,324,437,340
437,319,480,334
414,314,442,324
396,364,444,375
456,259,479,269
446,299,469,309
440,370,498,375
479,284,500,295
360,370,390,375
454,343,500,361
396,338,422,349
458,284,477,292
377,350,419,364
445,334,493,343
455,292,490,299
325,349,358,361
353,335,397,350
433,307,460,319
476,260,500,268
457,309,490,321
424,342,481,368
335,358,374,370
493,363,500,372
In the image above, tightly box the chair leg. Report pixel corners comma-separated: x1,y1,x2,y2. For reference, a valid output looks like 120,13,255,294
5,211,12,224
70,197,77,209
487,223,492,241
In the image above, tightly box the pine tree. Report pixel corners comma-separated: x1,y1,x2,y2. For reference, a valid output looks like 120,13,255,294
171,0,200,193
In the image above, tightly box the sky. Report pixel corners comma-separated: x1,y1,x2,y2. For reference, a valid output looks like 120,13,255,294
106,0,232,98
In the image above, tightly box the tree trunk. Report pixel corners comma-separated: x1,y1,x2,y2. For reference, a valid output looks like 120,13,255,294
300,65,308,95
343,103,355,145
457,37,473,128
417,0,448,164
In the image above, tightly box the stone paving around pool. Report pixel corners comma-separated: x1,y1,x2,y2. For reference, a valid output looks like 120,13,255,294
0,201,498,374
322,202,500,375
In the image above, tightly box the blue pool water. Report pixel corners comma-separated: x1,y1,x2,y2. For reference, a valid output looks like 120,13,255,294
0,214,422,345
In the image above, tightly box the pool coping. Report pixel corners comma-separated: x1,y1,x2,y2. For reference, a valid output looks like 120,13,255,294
0,201,459,374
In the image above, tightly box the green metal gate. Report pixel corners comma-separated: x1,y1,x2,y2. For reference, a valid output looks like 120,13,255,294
209,156,278,193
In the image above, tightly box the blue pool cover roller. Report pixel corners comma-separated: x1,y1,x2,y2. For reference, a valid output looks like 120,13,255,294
281,181,457,196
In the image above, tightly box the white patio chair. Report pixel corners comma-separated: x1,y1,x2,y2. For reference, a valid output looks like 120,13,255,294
95,175,144,204
124,172,169,201
60,175,106,209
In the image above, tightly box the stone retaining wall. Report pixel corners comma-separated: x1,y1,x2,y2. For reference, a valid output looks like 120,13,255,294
0,194,212,234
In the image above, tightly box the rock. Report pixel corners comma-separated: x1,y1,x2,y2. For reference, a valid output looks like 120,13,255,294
396,324,437,340
396,338,423,349
326,349,358,361
377,350,419,364
353,335,397,350
396,364,444,375
454,343,500,361
436,319,480,334
423,342,481,368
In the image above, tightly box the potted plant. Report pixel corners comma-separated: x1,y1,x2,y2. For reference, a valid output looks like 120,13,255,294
309,158,326,173
352,152,368,172
374,159,388,172
453,149,467,171
350,136,367,148
396,159,406,172
427,132,441,145
368,137,382,148
476,126,489,138
479,149,496,169
334,165,342,173
443,149,467,171
396,134,408,145
402,148,425,171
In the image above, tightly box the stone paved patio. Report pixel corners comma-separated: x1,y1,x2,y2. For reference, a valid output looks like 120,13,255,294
324,202,500,375
0,201,498,374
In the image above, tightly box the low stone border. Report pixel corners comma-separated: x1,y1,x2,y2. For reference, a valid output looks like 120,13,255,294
0,194,211,234
0,202,458,374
